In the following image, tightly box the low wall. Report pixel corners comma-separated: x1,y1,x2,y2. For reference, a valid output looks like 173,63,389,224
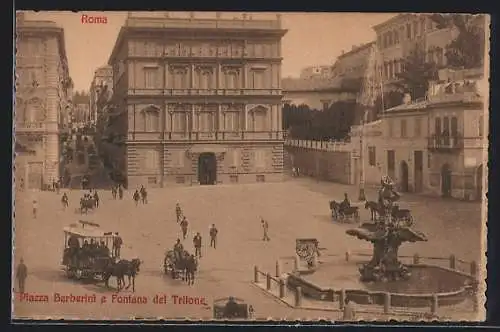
285,146,352,184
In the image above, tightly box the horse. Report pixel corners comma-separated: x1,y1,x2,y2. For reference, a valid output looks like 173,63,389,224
365,201,383,221
117,259,141,292
329,201,340,220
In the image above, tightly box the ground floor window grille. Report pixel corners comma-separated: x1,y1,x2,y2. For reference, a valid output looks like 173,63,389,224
176,176,185,184
147,176,157,185
256,174,265,182
230,175,239,183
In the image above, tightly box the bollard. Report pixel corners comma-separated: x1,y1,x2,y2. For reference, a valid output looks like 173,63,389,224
294,254,300,271
413,253,420,265
449,254,456,270
339,289,346,310
294,286,302,307
470,261,478,277
383,292,391,313
275,260,281,277
254,266,259,283
279,278,286,298
266,273,271,291
430,294,438,315
345,251,350,262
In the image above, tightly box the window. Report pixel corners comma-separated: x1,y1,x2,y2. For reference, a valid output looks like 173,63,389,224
144,149,160,171
224,112,240,131
368,146,376,166
256,175,265,182
414,117,422,137
199,71,211,89
322,102,329,111
479,115,484,137
176,151,184,167
388,120,394,137
225,71,239,89
250,69,264,89
173,69,188,89
174,112,187,132
144,110,160,132
393,30,399,44
144,67,159,89
400,119,407,138
436,48,444,67
434,117,442,136
413,21,418,38
231,149,240,167
254,150,266,168
230,175,239,183
148,177,157,185
427,153,431,168
406,23,412,39
377,36,382,48
250,108,267,132
199,112,215,132
451,116,458,136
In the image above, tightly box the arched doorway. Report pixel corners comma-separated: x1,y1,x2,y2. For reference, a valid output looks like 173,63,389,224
198,152,217,185
441,163,452,197
476,164,483,201
400,161,409,192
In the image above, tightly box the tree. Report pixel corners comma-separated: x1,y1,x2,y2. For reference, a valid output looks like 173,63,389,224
373,90,404,119
430,14,485,69
394,44,438,100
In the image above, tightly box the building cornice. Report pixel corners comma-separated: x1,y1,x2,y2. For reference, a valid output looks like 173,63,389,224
372,14,417,33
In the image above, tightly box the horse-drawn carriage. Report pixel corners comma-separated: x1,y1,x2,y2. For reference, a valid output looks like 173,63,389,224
61,220,116,281
79,196,97,214
163,249,198,284
213,297,253,319
329,200,361,223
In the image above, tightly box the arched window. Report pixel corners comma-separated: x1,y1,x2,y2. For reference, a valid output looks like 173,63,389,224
142,106,160,132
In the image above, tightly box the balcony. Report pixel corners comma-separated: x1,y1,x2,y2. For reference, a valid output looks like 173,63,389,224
428,135,463,152
128,88,282,97
126,131,284,142
15,122,45,132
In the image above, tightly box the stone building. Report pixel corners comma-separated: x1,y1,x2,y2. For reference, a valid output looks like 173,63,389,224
90,65,113,125
72,91,90,127
331,42,375,79
299,65,332,79
15,13,72,190
107,13,287,188
350,68,486,200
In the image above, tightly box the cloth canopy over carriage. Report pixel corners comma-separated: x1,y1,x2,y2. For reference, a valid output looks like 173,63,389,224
163,249,190,279
61,220,117,280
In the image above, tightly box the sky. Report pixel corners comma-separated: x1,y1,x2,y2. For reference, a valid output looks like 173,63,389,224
22,11,395,92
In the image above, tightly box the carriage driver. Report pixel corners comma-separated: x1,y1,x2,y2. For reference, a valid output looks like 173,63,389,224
173,239,184,261
340,193,351,212
67,234,80,265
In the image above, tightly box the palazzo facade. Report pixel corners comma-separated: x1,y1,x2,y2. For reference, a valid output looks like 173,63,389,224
15,14,72,190
107,14,287,188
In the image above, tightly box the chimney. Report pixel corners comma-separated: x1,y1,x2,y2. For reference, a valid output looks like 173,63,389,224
403,93,412,105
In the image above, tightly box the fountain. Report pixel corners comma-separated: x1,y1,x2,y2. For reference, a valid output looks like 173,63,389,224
346,176,427,282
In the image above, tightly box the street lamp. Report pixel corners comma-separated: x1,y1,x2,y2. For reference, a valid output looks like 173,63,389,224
358,109,368,201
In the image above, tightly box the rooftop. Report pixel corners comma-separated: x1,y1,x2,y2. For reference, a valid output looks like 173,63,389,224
282,76,361,92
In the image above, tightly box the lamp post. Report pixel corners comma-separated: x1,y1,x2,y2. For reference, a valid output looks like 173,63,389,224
358,109,368,201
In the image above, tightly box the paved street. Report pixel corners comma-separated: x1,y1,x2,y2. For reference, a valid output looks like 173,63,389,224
12,177,483,320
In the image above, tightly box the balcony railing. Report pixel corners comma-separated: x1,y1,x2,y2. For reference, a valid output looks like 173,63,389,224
128,88,282,96
427,135,464,152
127,131,284,142
15,122,45,132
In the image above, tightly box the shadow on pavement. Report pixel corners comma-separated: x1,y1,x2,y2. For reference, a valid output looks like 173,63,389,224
31,269,94,286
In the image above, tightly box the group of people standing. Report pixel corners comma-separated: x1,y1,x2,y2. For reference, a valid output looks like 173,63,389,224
174,203,219,259
111,184,124,200
133,185,148,206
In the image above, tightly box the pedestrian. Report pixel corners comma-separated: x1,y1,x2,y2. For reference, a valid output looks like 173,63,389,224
193,232,202,258
113,232,123,259
342,297,356,320
61,193,69,209
16,258,28,294
175,203,182,223
261,218,270,241
180,217,189,240
118,185,124,200
93,190,99,208
133,190,140,206
32,199,38,219
209,224,218,249
111,185,117,200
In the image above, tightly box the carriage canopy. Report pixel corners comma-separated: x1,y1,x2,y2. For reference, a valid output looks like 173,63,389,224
63,221,115,247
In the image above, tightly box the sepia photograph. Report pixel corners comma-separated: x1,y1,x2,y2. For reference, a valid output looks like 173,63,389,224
13,11,489,322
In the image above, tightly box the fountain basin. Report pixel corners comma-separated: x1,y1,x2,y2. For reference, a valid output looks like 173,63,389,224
286,260,476,308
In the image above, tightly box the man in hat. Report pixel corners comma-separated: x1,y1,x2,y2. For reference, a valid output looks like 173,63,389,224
16,258,28,293
113,232,123,259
